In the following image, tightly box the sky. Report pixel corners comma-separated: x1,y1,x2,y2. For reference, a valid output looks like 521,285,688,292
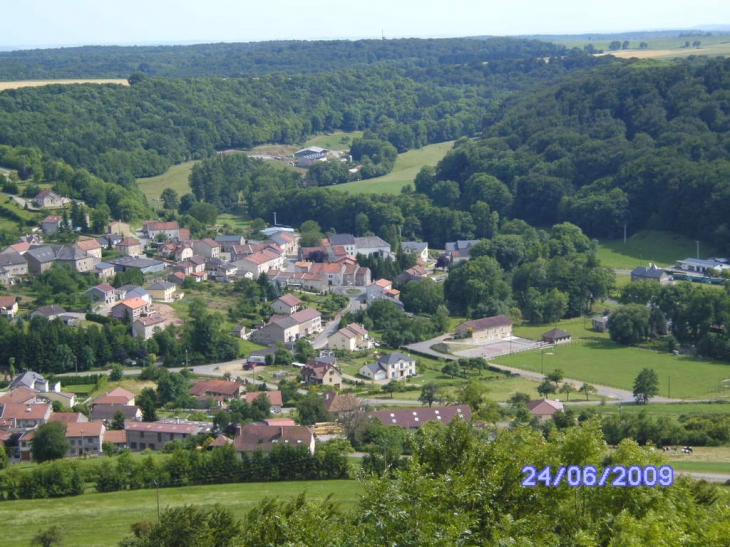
2,0,729,48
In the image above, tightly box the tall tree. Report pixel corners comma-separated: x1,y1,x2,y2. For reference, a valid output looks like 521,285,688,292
633,368,659,404
31,422,70,463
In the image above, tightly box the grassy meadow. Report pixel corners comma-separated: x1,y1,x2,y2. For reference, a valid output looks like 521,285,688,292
0,480,360,547
550,34,730,60
305,131,363,151
335,141,455,194
137,161,196,204
595,230,714,270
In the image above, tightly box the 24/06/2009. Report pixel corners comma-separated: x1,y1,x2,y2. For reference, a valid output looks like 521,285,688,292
521,465,674,487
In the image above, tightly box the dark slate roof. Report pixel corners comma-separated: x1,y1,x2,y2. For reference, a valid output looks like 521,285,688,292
0,251,26,266
542,328,571,341
329,234,356,246
53,245,89,261
401,241,428,253
26,246,56,263
631,265,667,279
354,236,390,249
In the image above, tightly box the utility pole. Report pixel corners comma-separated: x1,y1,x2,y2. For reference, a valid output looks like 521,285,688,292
696,240,700,259
668,377,671,398
273,212,277,226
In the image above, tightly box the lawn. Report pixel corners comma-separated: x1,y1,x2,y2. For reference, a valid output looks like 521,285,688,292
587,401,730,417
136,161,196,204
305,131,363,151
0,480,360,547
494,339,730,399
595,230,716,270
334,141,455,194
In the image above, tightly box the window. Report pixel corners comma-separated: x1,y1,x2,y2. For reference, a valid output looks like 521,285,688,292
131,442,137,449
140,431,144,439
157,433,162,442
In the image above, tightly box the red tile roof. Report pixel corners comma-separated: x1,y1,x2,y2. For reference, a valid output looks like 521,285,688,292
0,402,52,421
0,295,18,309
189,380,243,397
49,412,87,423
277,294,302,307
0,387,36,404
526,399,564,416
93,388,135,405
104,430,127,444
115,297,148,310
65,422,104,437
244,391,283,406
291,307,321,323
235,424,313,452
76,239,102,251
367,405,471,428
125,421,210,434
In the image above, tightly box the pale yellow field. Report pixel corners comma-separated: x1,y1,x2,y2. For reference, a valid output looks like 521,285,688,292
597,44,730,60
0,79,129,90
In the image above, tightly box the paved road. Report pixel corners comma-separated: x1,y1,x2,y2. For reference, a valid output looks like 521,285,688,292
312,293,363,349
0,192,41,211
681,472,730,484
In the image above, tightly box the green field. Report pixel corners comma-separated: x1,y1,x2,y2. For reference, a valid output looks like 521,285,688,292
335,141,455,194
550,34,730,59
305,131,363,151
0,480,360,547
137,161,196,204
595,230,714,270
495,339,730,399
586,402,730,417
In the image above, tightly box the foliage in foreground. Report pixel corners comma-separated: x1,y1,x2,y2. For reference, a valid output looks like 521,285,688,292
120,419,730,546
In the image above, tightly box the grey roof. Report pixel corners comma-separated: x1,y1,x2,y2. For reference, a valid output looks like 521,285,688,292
377,352,415,365
147,281,175,290
329,234,356,246
632,265,667,279
401,241,428,253
542,328,571,340
445,240,479,252
107,256,164,269
354,236,390,249
53,245,89,261
32,304,67,318
362,362,385,375
26,246,56,263
678,258,724,268
9,371,45,390
95,261,115,270
273,316,299,329
90,404,141,421
215,235,244,243
0,251,26,266
120,285,148,299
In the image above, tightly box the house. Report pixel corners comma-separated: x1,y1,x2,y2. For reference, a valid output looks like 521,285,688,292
85,283,117,304
94,261,116,279
541,328,572,345
0,250,29,278
301,360,343,389
328,234,356,256
0,387,39,405
401,241,429,262
0,403,52,428
54,245,98,273
109,220,132,236
111,297,150,321
39,391,77,409
147,281,177,302
272,294,302,315
342,262,372,287
250,315,300,345
24,246,57,274
245,391,283,413
132,315,166,340
233,249,284,277
125,420,211,451
104,429,128,450
395,265,429,285
295,146,328,158
30,304,67,321
40,215,64,234
75,239,103,259
144,221,180,241
267,269,330,294
231,325,248,339
631,264,670,284
454,315,512,343
0,295,18,319
290,307,322,336
107,256,166,274
117,237,143,257
66,422,105,456
209,434,234,448
189,380,244,402
191,238,221,259
309,262,345,286
9,371,59,393
231,242,282,262
49,412,88,424
215,235,246,253
235,424,315,454
321,391,364,416
98,233,124,249
92,388,136,406
366,278,401,307
359,352,416,381
328,323,368,351
90,404,142,423
354,236,391,258
367,405,471,429
445,240,480,262
118,285,151,304
267,231,298,256
35,189,64,208
526,399,564,422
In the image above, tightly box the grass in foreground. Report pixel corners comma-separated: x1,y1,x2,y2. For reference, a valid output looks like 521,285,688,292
595,230,717,270
494,339,730,399
335,141,454,194
0,480,359,547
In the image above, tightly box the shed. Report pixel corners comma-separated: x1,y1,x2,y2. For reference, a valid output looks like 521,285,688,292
541,328,572,345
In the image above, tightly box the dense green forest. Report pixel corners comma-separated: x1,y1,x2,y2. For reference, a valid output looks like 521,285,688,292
0,38,567,79
420,56,730,249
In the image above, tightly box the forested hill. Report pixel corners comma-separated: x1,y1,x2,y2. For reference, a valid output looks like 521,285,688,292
419,57,730,249
0,56,605,181
0,37,567,80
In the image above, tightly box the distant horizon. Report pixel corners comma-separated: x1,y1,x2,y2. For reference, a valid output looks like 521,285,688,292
0,25,728,52
3,0,729,51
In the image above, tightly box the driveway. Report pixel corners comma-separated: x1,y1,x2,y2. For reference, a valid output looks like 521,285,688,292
1,192,41,211
311,293,363,349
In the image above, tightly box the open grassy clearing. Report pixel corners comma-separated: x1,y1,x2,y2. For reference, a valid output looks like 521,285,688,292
595,230,715,270
334,140,455,194
305,131,363,151
586,401,730,417
0,479,360,547
137,161,196,204
0,79,129,91
494,339,730,399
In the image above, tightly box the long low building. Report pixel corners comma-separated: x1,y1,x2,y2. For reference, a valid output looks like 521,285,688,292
125,420,212,451
367,405,472,429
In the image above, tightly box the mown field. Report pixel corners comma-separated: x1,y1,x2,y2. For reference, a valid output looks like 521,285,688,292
0,479,360,547
550,34,730,59
0,79,129,91
586,401,730,417
494,339,730,399
335,141,455,194
305,131,363,151
137,161,196,204
595,230,715,270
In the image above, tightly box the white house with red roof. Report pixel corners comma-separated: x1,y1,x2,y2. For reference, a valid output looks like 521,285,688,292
75,238,103,259
233,249,283,277
92,387,136,406
526,399,564,423
85,283,117,304
132,314,166,339
144,221,180,240
34,189,64,208
111,297,150,321
0,403,52,428
271,294,302,315
0,295,18,319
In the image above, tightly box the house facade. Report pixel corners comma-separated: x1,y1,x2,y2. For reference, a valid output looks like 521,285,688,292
147,281,177,302
0,295,19,319
401,241,429,262
111,297,150,321
359,352,416,380
455,315,512,343
631,264,670,284
271,294,302,315
132,315,166,339
235,424,315,454
35,189,64,208
125,421,211,451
